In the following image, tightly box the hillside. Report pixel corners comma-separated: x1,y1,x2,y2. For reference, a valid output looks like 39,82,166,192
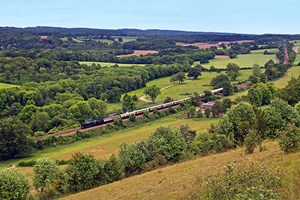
61,140,300,200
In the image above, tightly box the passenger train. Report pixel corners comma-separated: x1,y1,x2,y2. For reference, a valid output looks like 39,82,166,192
81,87,223,129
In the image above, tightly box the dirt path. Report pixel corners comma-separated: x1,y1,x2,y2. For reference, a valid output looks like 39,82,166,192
139,80,192,103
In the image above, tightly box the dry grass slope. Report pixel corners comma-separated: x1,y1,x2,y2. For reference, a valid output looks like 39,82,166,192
61,140,300,200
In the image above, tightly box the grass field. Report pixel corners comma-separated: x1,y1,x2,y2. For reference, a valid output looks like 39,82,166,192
0,82,19,89
250,48,278,54
0,114,219,169
61,140,300,200
106,69,257,112
199,53,276,69
79,61,145,67
273,66,300,88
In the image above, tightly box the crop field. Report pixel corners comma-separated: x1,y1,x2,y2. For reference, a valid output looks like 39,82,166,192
116,50,158,57
199,53,276,69
112,36,138,43
79,61,145,67
62,140,300,200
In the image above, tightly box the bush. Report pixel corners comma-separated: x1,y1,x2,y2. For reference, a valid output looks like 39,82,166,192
113,118,124,127
33,158,59,193
244,130,261,154
192,132,234,156
0,168,30,200
17,160,37,167
129,114,136,122
279,123,300,153
64,152,99,192
200,164,282,200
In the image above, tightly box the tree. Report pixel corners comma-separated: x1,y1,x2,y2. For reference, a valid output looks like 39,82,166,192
248,75,259,84
87,98,107,117
204,108,211,118
295,101,300,115
30,111,50,132
259,73,267,83
18,104,38,124
210,74,230,89
279,123,300,153
102,154,124,183
33,158,59,193
148,127,187,161
226,63,240,81
119,143,147,176
277,77,300,106
221,98,232,111
222,81,234,96
270,98,300,126
211,101,223,117
226,102,256,142
0,117,33,159
164,96,174,103
244,130,260,154
264,59,275,68
256,106,284,139
68,101,93,123
177,72,186,83
252,63,261,77
129,114,136,122
106,87,121,103
187,67,201,79
144,85,161,103
122,94,135,112
64,152,99,192
0,169,30,200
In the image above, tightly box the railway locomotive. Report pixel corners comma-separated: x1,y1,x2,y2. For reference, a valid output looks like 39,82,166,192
81,87,223,129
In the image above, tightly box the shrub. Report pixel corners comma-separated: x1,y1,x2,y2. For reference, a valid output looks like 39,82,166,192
119,143,147,176
192,132,234,156
148,127,187,162
113,118,124,127
244,130,261,154
33,158,59,193
129,114,136,122
0,168,30,200
200,164,282,200
64,152,99,192
279,123,300,153
17,160,37,167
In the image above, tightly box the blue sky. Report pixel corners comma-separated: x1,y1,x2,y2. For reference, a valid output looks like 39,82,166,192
1,0,299,34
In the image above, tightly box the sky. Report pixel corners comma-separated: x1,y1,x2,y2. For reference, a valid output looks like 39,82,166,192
1,0,299,34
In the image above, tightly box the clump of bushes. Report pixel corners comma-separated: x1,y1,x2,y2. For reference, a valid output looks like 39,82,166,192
195,164,282,200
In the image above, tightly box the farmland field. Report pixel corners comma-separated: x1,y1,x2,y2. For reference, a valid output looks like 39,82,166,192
200,53,276,69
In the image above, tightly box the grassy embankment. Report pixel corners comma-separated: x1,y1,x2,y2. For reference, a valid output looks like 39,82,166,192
62,140,300,200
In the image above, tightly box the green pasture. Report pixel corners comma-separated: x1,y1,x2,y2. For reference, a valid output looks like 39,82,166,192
0,114,219,169
199,53,276,69
250,48,278,54
79,61,145,67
